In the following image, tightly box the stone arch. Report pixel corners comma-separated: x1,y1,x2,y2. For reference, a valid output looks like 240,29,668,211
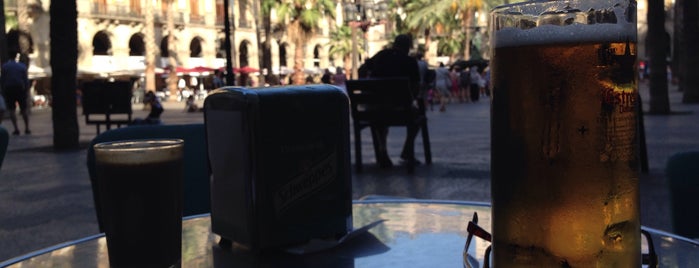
160,35,171,57
313,44,321,67
189,36,204,57
279,41,289,67
216,37,227,58
239,40,251,67
92,30,112,56
128,33,145,56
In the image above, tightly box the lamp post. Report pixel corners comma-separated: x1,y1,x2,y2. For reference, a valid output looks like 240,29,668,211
223,0,235,85
343,0,388,79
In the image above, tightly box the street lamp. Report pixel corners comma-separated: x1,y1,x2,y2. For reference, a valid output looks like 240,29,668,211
343,0,388,79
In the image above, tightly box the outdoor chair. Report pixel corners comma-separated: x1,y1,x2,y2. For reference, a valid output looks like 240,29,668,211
81,80,133,134
86,123,210,232
346,78,432,173
666,151,699,239
0,125,8,171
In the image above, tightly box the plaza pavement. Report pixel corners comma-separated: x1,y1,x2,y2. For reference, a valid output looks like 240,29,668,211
1,82,698,262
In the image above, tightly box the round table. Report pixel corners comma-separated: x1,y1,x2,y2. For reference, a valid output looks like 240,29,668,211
2,199,698,267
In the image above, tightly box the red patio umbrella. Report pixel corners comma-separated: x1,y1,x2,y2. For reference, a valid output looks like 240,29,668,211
234,66,259,74
188,66,216,73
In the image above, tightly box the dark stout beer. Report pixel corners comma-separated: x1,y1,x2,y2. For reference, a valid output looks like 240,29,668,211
95,140,183,268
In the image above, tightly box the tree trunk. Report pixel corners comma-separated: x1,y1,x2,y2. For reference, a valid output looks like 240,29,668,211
351,25,358,79
166,0,179,95
229,0,238,84
50,0,80,150
647,0,670,114
681,0,699,102
672,0,683,87
144,0,157,92
461,9,473,60
261,10,272,72
344,54,351,80
0,0,8,63
423,28,431,62
293,38,305,85
254,0,266,85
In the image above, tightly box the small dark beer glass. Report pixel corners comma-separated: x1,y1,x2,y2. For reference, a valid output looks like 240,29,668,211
94,139,184,268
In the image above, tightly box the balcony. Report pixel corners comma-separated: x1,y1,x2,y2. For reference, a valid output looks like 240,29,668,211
91,3,144,21
154,11,185,26
5,0,19,11
189,13,205,25
239,18,253,29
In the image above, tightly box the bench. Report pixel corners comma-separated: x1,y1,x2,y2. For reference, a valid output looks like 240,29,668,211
81,80,133,134
346,78,432,173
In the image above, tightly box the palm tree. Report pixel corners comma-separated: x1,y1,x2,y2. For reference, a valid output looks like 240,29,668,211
436,33,462,62
647,0,670,114
672,0,682,85
403,0,448,62
50,0,80,149
435,5,464,61
328,25,356,77
680,0,699,102
404,0,499,61
453,0,484,60
271,0,335,85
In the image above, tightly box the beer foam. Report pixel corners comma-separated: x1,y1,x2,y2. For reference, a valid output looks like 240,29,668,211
493,4,636,48
94,139,183,165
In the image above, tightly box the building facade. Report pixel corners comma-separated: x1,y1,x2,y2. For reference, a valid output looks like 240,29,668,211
8,0,390,82
5,0,679,82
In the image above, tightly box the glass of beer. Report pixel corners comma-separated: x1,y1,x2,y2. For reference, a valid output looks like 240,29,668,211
94,139,184,268
489,0,640,267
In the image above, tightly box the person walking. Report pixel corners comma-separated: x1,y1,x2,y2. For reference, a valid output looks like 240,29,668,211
449,66,460,102
321,68,332,84
415,52,429,110
1,55,31,135
459,67,471,102
213,70,225,88
331,67,347,91
469,67,482,102
434,62,451,112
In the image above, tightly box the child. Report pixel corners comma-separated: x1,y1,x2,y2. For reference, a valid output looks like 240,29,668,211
132,91,163,125
184,95,199,112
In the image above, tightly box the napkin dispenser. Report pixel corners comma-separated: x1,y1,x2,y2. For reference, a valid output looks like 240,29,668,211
203,85,352,250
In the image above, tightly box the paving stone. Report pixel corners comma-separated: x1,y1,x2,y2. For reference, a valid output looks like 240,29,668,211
1,83,697,261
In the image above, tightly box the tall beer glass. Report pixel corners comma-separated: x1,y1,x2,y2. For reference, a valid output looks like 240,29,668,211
490,0,640,267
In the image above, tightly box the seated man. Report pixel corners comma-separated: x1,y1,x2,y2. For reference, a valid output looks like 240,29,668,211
132,91,163,125
361,34,421,167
